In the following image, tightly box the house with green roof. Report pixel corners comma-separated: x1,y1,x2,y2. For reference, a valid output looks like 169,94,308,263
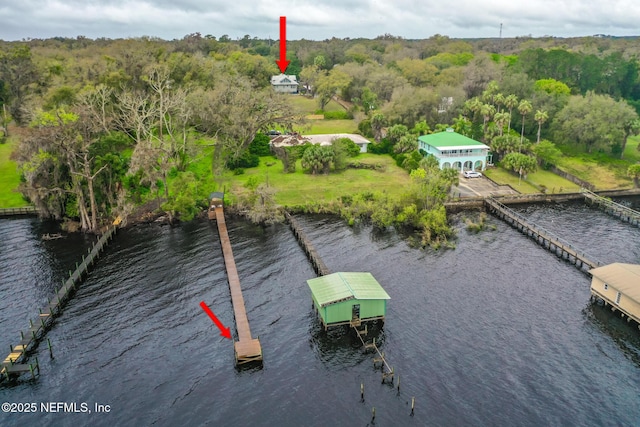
418,129,491,171
307,272,390,329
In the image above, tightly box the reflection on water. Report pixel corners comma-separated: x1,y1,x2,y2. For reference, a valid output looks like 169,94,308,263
1,200,639,426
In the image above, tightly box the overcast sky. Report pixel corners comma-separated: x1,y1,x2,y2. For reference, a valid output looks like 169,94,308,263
1,0,639,41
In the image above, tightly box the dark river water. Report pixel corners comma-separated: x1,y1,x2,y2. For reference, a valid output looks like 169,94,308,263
1,200,639,426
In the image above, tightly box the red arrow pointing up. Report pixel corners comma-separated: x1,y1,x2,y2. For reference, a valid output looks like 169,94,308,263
275,16,290,74
200,301,232,339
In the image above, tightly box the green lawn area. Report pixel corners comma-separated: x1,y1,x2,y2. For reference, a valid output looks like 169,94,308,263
0,138,28,208
288,95,357,135
484,166,581,194
554,138,639,189
287,95,345,114
226,153,410,206
295,119,358,135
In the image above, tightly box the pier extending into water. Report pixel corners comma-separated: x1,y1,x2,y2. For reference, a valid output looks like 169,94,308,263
212,206,262,366
1,226,117,382
582,188,640,226
284,212,331,276
485,197,601,272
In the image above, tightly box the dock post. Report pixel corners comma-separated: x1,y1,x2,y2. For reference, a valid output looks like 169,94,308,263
29,363,35,380
35,356,40,374
47,338,54,358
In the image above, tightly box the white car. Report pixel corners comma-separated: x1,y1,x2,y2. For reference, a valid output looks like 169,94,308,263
463,171,482,178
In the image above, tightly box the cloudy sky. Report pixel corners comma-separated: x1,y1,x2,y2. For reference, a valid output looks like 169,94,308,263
1,0,639,41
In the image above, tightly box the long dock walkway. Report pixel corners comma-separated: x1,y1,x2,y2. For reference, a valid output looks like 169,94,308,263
582,188,640,226
213,206,262,366
1,225,117,382
485,197,602,271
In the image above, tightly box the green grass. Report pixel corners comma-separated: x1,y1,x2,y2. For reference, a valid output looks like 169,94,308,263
484,167,540,193
484,166,580,194
554,139,639,189
226,153,410,206
0,138,29,208
288,95,346,114
295,119,358,135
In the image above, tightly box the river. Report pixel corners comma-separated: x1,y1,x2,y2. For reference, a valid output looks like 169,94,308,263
0,201,639,426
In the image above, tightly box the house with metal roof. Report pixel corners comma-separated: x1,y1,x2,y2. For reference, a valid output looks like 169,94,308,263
590,263,640,330
418,129,490,171
307,272,390,329
270,74,299,94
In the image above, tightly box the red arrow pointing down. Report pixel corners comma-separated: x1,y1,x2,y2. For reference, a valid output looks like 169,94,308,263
200,301,232,339
275,16,290,73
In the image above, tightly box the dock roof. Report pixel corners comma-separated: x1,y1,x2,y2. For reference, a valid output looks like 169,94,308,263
590,263,640,301
307,272,390,308
418,130,489,150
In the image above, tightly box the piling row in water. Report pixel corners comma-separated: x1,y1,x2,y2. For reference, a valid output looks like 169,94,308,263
284,212,331,277
1,225,117,382
581,188,640,227
485,197,601,272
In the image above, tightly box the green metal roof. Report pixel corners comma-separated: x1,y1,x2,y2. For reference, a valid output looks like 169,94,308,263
418,131,488,148
307,272,390,307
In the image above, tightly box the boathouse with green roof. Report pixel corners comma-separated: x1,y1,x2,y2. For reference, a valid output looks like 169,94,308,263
418,129,491,171
307,272,390,329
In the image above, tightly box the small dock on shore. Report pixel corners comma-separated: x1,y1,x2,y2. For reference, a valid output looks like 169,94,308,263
0,206,38,217
485,197,601,271
210,196,262,366
1,225,117,382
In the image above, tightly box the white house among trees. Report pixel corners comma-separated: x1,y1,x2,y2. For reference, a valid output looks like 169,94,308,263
270,74,299,94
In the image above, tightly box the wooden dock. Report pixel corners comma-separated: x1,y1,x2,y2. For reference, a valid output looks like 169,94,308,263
582,188,640,227
213,207,262,366
485,197,601,272
284,212,331,276
0,206,38,217
1,225,117,382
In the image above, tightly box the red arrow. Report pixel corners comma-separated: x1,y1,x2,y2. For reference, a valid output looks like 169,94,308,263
200,301,232,339
275,16,290,73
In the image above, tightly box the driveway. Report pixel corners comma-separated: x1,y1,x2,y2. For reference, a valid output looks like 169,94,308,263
452,173,519,198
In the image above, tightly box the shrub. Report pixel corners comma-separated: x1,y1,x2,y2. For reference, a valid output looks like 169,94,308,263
249,132,271,156
323,110,353,120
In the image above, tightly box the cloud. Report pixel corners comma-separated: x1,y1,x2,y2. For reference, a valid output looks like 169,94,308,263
0,0,639,41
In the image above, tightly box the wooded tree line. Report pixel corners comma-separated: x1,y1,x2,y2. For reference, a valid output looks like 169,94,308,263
2,33,640,231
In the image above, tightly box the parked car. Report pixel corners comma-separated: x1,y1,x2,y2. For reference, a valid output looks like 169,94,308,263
463,170,482,178
268,130,281,137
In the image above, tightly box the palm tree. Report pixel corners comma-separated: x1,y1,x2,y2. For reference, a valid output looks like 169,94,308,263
518,99,533,149
493,93,505,113
534,109,549,143
494,111,510,136
504,94,518,134
480,103,496,141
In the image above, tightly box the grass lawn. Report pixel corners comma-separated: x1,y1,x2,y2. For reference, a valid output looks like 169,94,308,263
484,166,581,194
288,95,357,135
0,138,28,208
287,95,345,114
484,167,540,194
295,119,358,135
554,139,639,189
226,153,410,206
